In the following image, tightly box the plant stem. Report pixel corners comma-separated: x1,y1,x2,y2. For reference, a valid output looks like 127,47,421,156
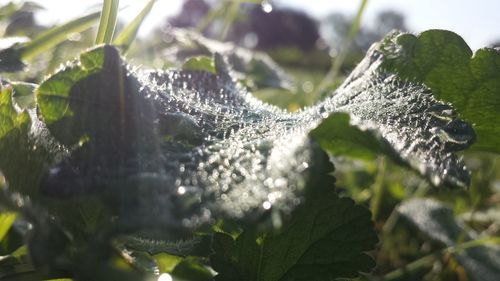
382,236,500,280
381,209,398,234
315,0,368,96
95,0,120,44
370,156,386,221
113,0,157,53
382,252,436,280
219,0,241,40
20,12,100,60
256,233,267,281
196,2,225,33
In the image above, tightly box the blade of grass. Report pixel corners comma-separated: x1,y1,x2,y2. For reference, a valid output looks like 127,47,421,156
315,0,368,96
113,0,156,53
196,2,225,33
0,212,16,240
19,11,101,61
219,0,241,40
370,156,386,221
198,0,242,40
95,0,120,44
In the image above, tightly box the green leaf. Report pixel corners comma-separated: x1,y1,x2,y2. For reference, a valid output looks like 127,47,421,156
154,253,182,273
0,83,53,196
182,56,216,74
117,248,159,275
36,45,321,229
211,172,377,281
398,199,500,281
378,30,500,153
317,30,477,188
9,82,37,109
34,31,475,233
0,255,40,281
95,0,120,44
35,45,108,144
3,29,489,280
171,257,213,281
0,85,29,141
113,0,156,53
0,212,16,241
163,28,294,90
0,225,23,256
0,191,73,280
310,112,398,160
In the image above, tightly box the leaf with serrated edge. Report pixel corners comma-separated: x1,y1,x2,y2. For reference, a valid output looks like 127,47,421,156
35,30,474,234
211,166,377,281
379,30,499,153
0,82,58,196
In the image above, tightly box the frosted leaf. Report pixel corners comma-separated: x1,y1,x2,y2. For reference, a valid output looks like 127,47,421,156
35,33,474,233
314,39,475,187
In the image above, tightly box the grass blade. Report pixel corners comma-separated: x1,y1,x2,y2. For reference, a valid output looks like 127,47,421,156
315,0,368,96
95,0,120,44
113,0,156,53
0,212,16,241
219,1,240,40
19,11,100,60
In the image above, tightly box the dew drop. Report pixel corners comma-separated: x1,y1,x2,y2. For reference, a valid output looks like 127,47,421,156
261,1,273,13
158,273,172,281
263,201,272,210
177,186,186,195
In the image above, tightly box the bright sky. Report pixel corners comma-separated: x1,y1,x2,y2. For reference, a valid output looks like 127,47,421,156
31,0,183,35
276,0,500,49
4,0,499,50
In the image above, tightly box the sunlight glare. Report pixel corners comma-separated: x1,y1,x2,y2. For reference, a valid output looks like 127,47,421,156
33,0,182,38
158,273,173,281
261,1,273,13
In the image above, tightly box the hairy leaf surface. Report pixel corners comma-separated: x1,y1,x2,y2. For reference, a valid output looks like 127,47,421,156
379,30,500,153
34,30,475,233
316,34,475,188
37,45,320,234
